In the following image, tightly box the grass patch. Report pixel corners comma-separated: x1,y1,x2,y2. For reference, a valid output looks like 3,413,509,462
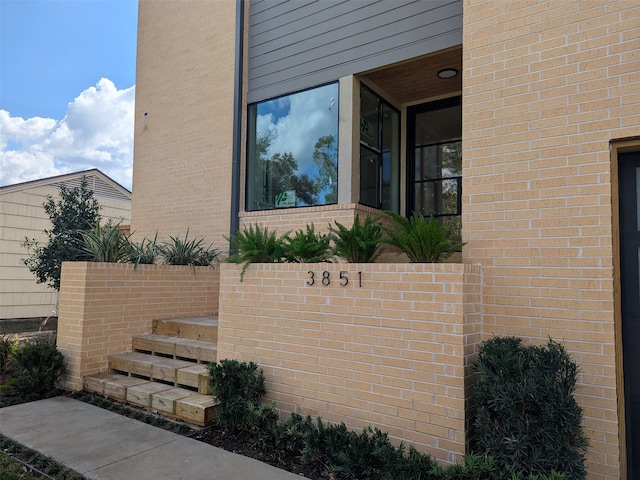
0,434,87,480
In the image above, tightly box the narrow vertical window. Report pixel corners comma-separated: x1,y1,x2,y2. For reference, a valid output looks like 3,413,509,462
408,97,462,243
359,85,400,212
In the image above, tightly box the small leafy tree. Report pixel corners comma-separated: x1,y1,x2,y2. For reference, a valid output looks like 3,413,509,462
22,177,100,290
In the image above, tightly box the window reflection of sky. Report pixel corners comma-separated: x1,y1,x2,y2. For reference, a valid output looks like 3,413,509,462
257,97,291,123
255,83,338,178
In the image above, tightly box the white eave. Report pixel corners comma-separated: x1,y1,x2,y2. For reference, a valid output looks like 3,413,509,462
0,169,132,202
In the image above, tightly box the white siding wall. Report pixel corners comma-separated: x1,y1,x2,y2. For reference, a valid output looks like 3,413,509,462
0,186,131,320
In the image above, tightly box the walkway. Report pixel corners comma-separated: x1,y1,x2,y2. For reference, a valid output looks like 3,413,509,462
0,396,299,479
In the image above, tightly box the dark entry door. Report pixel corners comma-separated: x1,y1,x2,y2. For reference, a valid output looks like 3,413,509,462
620,151,640,479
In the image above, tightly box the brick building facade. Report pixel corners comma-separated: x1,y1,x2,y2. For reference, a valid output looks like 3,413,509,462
130,2,640,478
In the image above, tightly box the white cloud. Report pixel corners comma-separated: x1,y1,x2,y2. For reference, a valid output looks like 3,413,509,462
257,84,338,175
0,78,134,189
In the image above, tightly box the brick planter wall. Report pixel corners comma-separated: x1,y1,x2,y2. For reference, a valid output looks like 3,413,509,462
57,262,220,390
217,262,482,464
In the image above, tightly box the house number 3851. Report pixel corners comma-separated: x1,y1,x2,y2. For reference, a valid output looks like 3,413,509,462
306,270,362,287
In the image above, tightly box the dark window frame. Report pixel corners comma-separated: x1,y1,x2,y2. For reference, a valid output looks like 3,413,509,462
406,96,462,220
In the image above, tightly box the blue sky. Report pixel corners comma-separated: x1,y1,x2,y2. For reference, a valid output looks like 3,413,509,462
0,0,138,189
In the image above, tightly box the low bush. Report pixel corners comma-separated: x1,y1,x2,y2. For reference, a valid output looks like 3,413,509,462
473,336,587,480
209,357,568,480
12,336,66,400
0,334,18,375
207,359,266,428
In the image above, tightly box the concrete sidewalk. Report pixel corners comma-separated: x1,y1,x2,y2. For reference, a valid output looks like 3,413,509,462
0,396,299,479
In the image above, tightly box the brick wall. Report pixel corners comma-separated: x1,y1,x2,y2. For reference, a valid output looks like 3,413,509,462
217,262,482,464
131,0,237,248
240,203,388,236
462,2,640,478
56,262,220,390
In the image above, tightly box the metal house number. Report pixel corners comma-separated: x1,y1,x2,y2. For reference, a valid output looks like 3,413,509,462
306,270,363,288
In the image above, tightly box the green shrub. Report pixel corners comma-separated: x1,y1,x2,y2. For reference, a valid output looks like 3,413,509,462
226,223,288,280
159,229,219,266
330,425,441,480
13,336,66,399
0,334,18,375
473,337,587,480
206,359,266,428
442,454,566,480
126,232,160,266
244,400,281,449
329,214,384,262
81,221,130,262
282,223,332,263
204,356,569,480
383,211,466,262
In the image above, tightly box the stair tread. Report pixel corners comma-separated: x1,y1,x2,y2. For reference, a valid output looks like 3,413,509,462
134,333,217,348
83,373,216,426
111,351,197,368
155,316,218,326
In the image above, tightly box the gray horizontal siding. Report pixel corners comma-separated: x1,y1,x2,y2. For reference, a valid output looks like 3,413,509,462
247,0,462,103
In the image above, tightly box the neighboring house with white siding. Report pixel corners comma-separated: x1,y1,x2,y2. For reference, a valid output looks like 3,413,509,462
0,169,131,320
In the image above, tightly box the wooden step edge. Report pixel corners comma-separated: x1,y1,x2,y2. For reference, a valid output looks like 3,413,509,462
132,335,217,363
83,373,216,426
107,354,211,392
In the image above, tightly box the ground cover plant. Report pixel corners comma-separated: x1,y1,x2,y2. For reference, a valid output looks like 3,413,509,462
0,435,87,480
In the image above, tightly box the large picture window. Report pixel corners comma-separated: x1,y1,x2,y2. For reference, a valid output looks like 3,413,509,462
246,83,339,211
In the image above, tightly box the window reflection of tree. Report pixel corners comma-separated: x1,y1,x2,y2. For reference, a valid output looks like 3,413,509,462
254,132,337,208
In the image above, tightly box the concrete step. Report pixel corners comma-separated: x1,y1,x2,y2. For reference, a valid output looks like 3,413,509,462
132,334,217,363
83,372,216,426
152,316,218,343
109,352,211,393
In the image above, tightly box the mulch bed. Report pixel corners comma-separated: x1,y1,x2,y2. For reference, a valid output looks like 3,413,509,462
190,427,331,479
